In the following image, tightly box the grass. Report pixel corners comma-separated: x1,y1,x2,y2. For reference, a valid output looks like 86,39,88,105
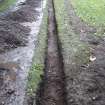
71,0,105,26
27,4,48,96
54,0,91,103
54,0,90,67
0,0,16,12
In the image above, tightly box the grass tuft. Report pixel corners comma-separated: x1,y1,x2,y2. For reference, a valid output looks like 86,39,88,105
54,0,90,67
27,4,48,96
71,0,105,26
0,0,16,12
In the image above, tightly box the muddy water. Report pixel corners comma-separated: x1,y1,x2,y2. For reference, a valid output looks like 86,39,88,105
0,0,46,105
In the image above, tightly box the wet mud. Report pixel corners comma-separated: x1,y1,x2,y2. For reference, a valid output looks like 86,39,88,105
36,0,67,105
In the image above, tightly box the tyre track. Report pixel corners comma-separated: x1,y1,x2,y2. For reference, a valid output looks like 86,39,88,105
36,0,67,105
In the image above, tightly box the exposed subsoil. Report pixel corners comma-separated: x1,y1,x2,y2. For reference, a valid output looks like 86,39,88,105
36,0,67,105
64,0,105,105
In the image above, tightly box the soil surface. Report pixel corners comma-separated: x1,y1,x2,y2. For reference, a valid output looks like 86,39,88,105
64,0,105,105
6,0,41,22
0,0,44,105
0,0,41,53
36,0,67,105
0,20,30,53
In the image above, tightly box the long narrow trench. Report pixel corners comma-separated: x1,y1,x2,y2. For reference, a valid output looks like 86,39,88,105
36,0,67,105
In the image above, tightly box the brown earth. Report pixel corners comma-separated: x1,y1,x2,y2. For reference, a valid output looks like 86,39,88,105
1,0,105,105
36,0,67,105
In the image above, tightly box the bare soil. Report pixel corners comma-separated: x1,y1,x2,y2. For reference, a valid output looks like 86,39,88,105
6,0,41,22
36,0,67,105
0,20,30,53
0,63,18,105
0,0,41,54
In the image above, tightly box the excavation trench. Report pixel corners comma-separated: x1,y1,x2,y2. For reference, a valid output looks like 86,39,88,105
36,0,67,105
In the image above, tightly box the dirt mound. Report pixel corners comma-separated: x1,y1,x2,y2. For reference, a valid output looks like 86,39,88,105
69,64,105,105
0,0,41,54
26,0,41,7
6,6,39,22
0,20,30,53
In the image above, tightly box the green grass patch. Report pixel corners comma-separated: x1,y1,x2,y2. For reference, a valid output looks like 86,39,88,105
27,5,48,96
0,0,16,12
71,0,105,26
27,64,44,95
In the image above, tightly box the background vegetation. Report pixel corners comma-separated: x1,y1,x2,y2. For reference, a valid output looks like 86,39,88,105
71,0,105,26
0,0,16,12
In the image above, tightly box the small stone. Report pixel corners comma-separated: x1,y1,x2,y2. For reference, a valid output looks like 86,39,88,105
92,97,96,100
1,101,5,105
70,99,74,102
90,56,96,62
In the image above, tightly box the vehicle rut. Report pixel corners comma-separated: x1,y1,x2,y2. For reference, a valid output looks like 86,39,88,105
36,0,67,105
